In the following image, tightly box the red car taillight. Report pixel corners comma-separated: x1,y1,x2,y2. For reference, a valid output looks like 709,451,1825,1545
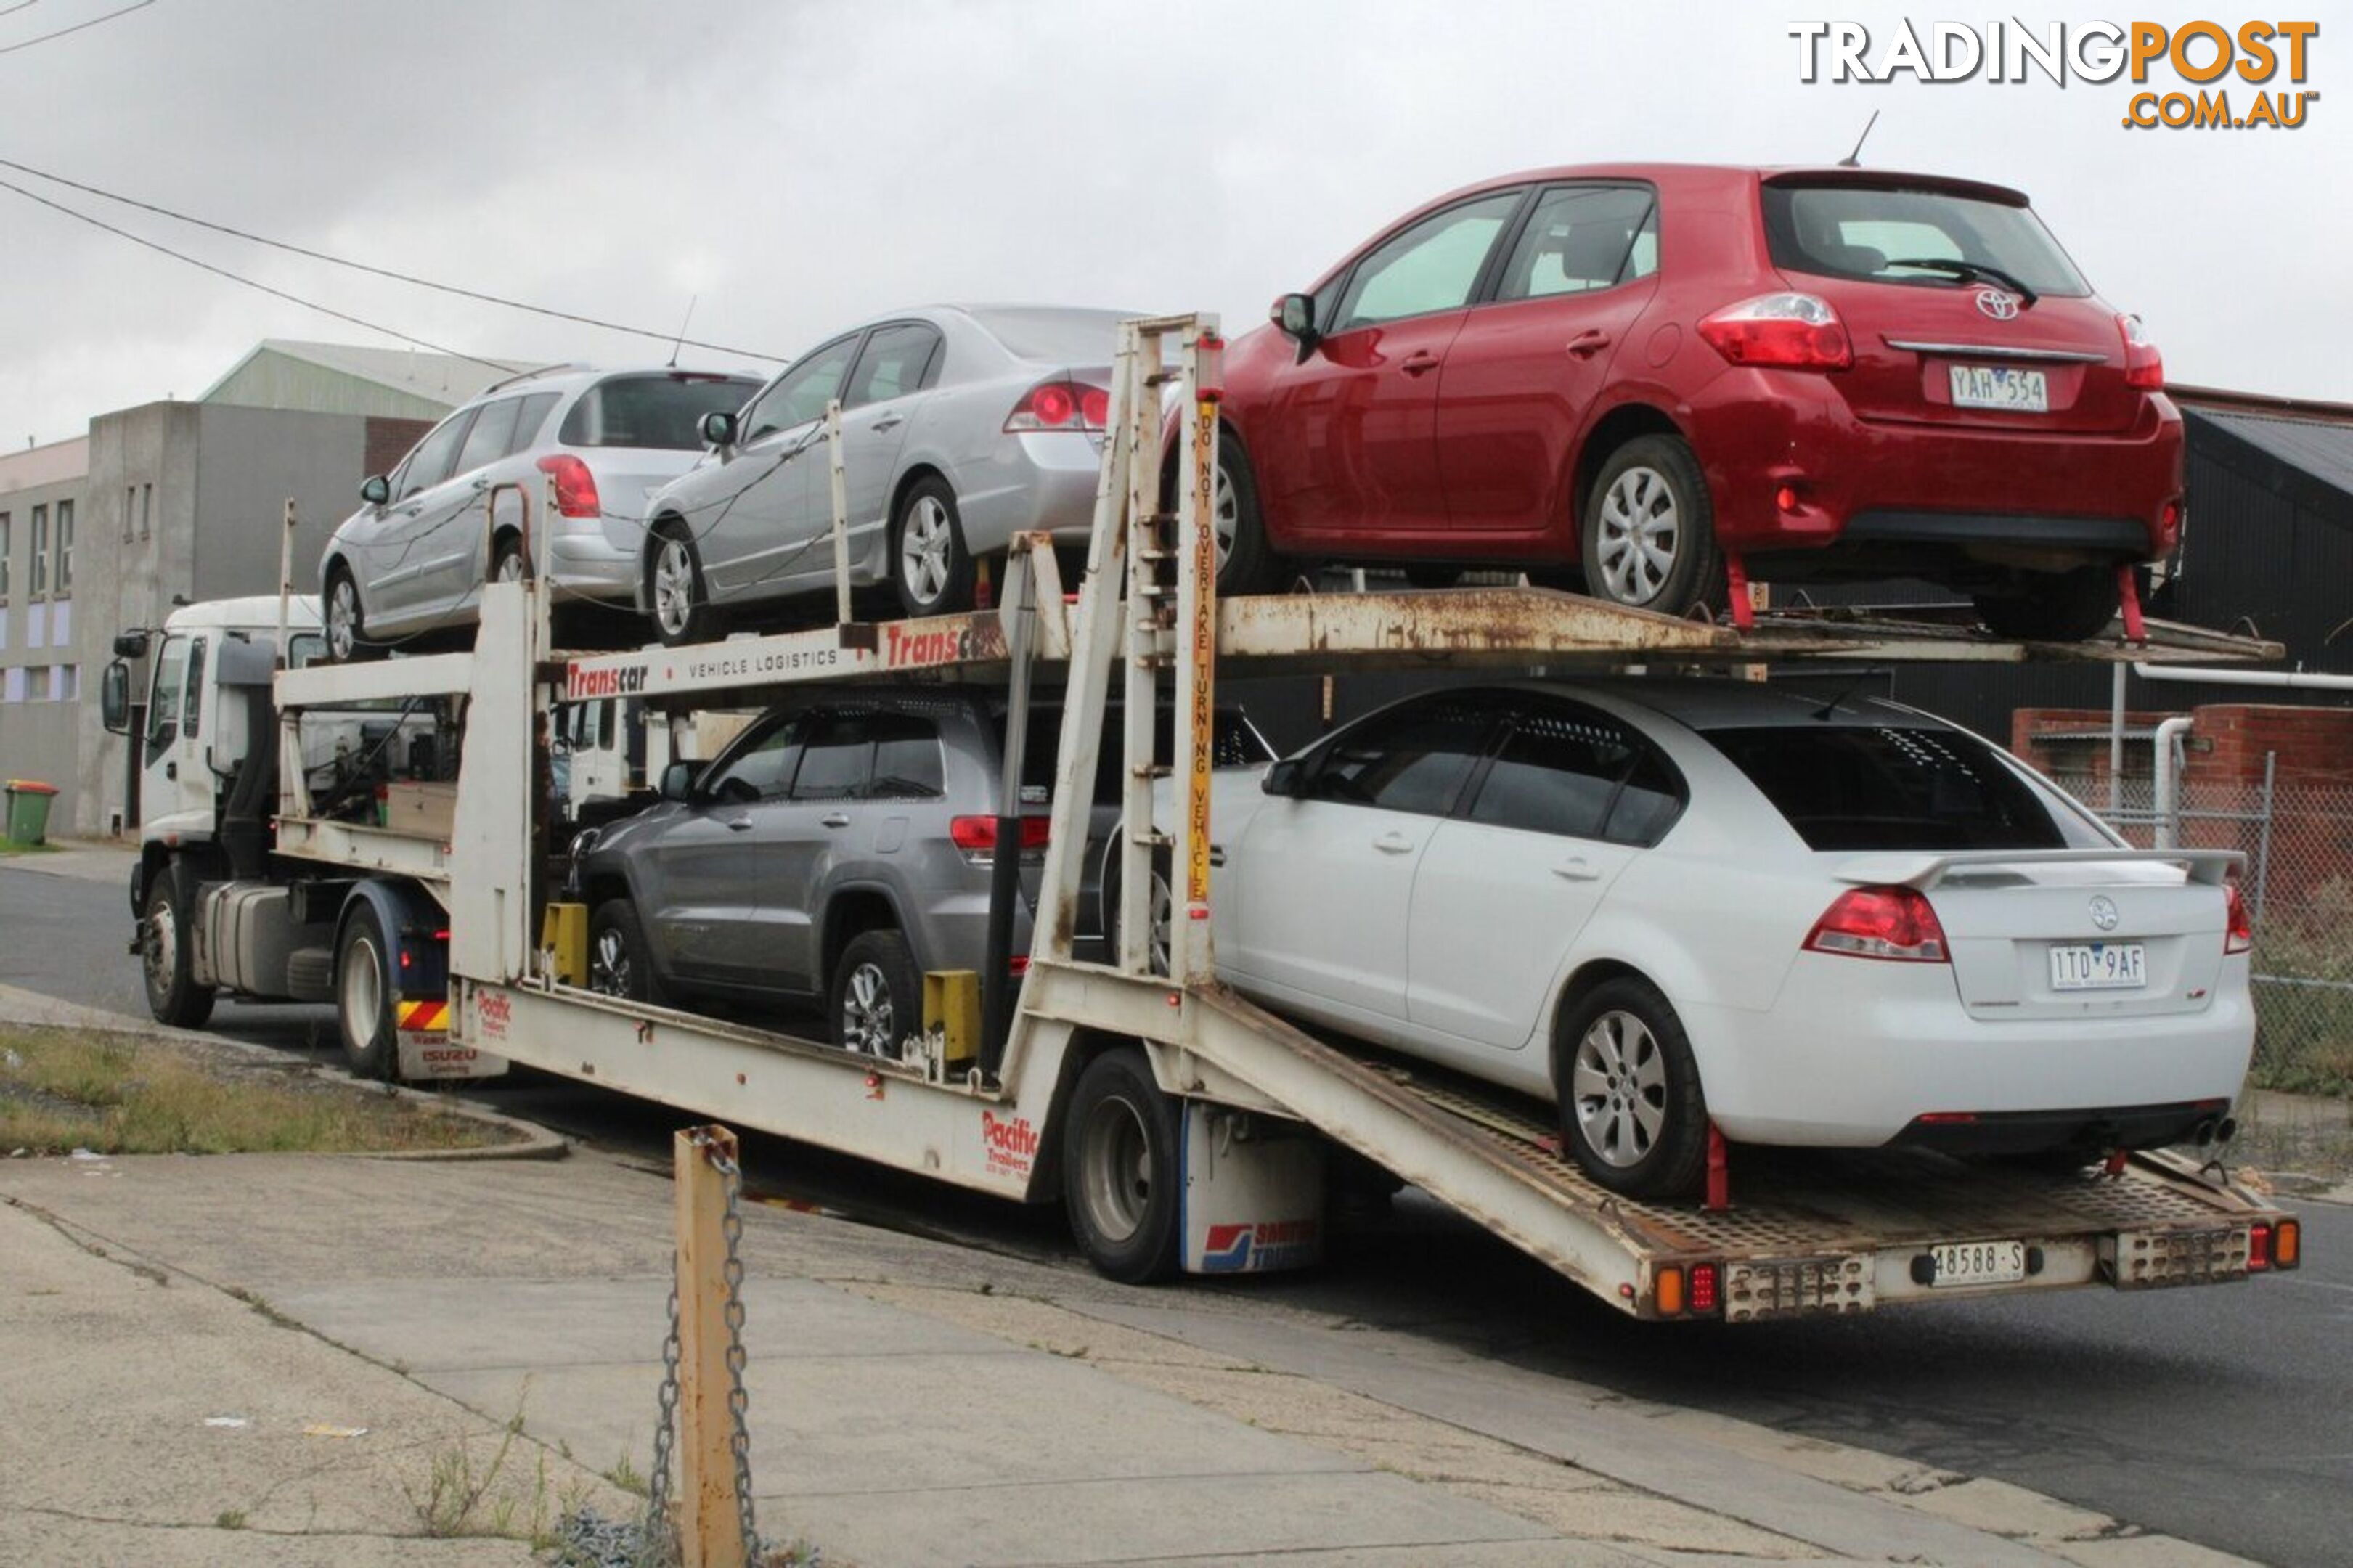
1005,378,1111,433
1698,293,1852,371
947,815,1051,853
2224,883,2253,955
2118,313,2164,389
536,454,602,519
1804,886,1949,963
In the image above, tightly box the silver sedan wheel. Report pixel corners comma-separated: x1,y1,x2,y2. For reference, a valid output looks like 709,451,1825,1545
839,960,897,1058
1077,1091,1154,1244
589,927,630,997
899,494,955,608
326,576,360,661
651,536,697,637
1593,465,1681,605
1569,1008,1668,1168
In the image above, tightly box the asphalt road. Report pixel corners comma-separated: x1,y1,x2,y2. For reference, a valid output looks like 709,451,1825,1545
6,859,2346,1566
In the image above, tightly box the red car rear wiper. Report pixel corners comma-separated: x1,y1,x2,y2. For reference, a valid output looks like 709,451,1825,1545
1883,257,2039,308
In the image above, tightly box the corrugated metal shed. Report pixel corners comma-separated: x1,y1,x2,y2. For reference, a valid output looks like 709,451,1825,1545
198,340,540,421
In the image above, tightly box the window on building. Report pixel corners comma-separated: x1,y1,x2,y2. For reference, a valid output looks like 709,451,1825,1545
53,499,72,597
140,483,152,540
123,486,135,542
55,664,78,701
29,505,47,596
28,666,50,701
0,511,10,600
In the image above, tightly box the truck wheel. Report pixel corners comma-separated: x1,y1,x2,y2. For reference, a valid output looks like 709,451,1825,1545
1556,976,1708,1199
831,929,918,1060
140,871,215,1028
336,903,399,1080
587,898,661,1004
1063,1048,1183,1283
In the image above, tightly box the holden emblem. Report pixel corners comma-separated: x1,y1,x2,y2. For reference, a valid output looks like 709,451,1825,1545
2089,895,2120,931
1975,288,2023,321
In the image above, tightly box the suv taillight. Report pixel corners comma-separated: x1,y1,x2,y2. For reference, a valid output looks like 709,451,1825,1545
1005,378,1111,433
536,454,603,518
2224,883,2253,955
1698,293,1852,371
948,814,1051,856
2117,313,2164,389
1804,886,1949,963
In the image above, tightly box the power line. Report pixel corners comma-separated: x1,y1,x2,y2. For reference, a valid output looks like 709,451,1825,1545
0,0,153,57
0,153,788,362
0,173,520,373
0,4,44,23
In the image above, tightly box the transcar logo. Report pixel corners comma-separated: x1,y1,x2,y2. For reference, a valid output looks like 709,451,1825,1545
1790,20,2321,131
566,661,648,700
979,1110,1039,1177
883,619,1006,668
1200,1219,1321,1273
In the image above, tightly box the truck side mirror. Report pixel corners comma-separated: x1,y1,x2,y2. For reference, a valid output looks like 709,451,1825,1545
700,410,737,449
359,475,391,507
1272,293,1320,361
1261,758,1303,797
659,760,700,802
100,661,133,735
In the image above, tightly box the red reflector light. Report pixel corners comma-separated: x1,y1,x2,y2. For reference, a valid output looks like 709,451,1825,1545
1688,1263,1719,1313
1804,886,1949,962
2118,312,2164,390
536,454,603,518
432,928,450,942
1009,955,1029,976
947,815,1051,852
1004,378,1109,434
2248,1222,2271,1272
1774,486,1799,513
1699,293,1852,371
2224,883,2253,955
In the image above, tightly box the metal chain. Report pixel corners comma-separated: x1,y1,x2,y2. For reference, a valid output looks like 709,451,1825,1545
642,1275,683,1566
709,1146,762,1560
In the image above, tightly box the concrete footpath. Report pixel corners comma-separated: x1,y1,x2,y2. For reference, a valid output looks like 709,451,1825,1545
1,1016,2265,1565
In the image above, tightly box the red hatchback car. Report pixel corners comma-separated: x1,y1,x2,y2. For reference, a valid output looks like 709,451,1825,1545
1212,164,2182,640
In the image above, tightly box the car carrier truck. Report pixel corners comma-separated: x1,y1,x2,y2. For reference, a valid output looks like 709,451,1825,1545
102,314,2304,1318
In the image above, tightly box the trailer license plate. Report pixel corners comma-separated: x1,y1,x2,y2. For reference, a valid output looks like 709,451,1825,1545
1932,1240,2026,1286
2050,942,2147,990
1949,364,2049,412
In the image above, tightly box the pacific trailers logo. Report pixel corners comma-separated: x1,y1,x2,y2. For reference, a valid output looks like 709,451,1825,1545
1790,19,2320,130
979,1110,1040,1177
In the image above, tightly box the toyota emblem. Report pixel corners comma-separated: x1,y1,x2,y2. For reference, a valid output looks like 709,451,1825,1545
2089,895,2120,931
1975,288,2023,321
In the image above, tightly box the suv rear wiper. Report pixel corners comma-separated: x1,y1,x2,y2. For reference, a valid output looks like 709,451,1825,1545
1883,257,2038,308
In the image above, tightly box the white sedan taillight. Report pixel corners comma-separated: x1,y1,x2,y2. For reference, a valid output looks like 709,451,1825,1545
1803,886,1949,963
2224,883,2253,955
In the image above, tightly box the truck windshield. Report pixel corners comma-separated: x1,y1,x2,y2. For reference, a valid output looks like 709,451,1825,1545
146,634,188,756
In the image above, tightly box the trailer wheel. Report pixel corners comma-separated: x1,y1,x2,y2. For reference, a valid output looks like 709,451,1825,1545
1556,976,1708,1199
336,903,399,1080
140,870,214,1029
831,929,918,1060
1063,1048,1183,1283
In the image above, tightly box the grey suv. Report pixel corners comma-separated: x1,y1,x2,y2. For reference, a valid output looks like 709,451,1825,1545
574,686,1272,1056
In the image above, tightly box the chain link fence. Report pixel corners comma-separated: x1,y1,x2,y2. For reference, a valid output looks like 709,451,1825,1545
2052,772,2353,1096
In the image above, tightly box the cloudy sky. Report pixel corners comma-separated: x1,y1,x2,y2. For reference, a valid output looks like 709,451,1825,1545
0,0,2342,449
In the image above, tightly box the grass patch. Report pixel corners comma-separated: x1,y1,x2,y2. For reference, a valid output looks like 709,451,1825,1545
0,837,55,855
0,1025,505,1156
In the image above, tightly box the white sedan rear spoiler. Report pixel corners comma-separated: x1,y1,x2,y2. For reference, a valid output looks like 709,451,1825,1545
1834,847,2245,891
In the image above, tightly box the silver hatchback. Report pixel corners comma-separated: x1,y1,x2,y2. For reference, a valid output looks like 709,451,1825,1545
638,305,1141,642
319,364,760,659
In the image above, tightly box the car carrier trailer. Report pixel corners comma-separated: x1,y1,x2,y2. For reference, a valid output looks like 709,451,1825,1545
121,314,2303,1320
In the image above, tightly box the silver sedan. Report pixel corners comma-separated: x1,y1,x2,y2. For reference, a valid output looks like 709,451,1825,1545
637,305,1140,642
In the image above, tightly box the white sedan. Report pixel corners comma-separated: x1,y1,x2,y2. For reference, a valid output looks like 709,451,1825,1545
1174,679,2254,1198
